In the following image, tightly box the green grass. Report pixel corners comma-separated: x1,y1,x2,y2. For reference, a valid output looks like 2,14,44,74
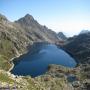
0,39,16,71
0,55,11,70
0,72,14,83
0,39,15,58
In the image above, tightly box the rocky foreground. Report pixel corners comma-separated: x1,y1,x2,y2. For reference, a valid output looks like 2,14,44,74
0,63,89,90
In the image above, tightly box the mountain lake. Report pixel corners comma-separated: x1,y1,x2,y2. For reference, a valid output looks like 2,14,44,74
11,43,76,77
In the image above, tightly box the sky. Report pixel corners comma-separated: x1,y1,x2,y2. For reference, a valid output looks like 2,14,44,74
0,0,90,36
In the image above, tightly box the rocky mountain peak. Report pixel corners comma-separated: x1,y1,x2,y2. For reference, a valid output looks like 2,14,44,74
57,32,67,40
24,14,34,20
15,13,37,26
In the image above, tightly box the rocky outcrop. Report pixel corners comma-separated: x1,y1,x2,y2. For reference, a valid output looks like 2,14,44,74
57,32,67,40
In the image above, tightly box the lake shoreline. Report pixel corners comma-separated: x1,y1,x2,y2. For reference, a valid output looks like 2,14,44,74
9,54,23,72
8,50,29,72
8,42,49,74
10,43,77,77
56,45,78,67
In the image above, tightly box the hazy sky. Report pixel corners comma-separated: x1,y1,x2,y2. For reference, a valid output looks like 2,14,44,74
0,0,90,36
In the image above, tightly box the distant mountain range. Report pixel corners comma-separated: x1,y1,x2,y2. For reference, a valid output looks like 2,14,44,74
79,30,90,35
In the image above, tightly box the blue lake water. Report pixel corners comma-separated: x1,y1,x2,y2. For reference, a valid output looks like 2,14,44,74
11,43,76,77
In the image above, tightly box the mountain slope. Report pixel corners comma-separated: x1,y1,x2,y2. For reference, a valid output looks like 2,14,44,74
63,32,90,90
64,32,90,63
15,14,60,43
0,14,32,70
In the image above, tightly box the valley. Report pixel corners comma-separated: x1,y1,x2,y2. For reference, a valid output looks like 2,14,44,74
0,13,90,90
